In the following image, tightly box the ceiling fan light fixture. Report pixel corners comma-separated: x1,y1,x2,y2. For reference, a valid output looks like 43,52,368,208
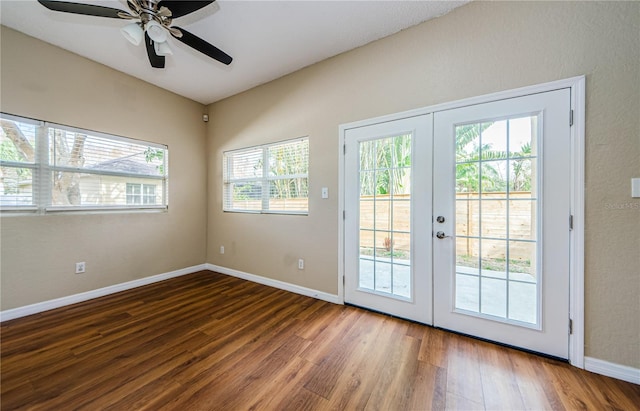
146,20,167,43
154,40,173,56
121,22,143,46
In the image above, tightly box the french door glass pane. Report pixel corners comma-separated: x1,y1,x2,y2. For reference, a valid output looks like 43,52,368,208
456,273,479,312
481,161,507,194
454,115,539,325
456,199,480,237
358,133,412,299
481,277,507,317
509,200,537,240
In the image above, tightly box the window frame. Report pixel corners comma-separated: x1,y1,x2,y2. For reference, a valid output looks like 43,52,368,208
223,137,309,215
0,112,168,214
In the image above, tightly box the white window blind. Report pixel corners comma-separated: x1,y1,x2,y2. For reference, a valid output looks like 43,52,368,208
223,137,309,214
48,124,167,210
0,113,168,213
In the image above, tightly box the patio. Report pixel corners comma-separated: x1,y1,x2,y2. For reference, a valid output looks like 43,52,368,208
359,256,537,324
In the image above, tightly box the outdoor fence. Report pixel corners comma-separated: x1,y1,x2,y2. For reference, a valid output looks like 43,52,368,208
360,193,535,262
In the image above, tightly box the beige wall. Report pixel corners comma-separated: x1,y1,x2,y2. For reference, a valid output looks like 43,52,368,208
0,27,208,309
206,1,639,368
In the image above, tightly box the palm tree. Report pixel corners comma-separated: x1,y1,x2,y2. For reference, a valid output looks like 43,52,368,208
359,134,411,196
268,140,309,199
455,123,507,193
510,142,532,191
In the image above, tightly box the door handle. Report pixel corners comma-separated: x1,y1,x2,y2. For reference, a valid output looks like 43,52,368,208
436,231,449,239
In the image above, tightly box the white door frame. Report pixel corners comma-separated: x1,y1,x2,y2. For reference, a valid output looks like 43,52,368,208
338,76,585,368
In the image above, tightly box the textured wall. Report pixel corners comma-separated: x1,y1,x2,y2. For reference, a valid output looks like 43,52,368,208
206,1,639,368
0,27,208,309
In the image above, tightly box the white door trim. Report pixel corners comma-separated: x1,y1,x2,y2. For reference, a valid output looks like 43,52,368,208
339,76,585,367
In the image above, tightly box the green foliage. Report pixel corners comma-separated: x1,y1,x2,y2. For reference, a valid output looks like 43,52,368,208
455,123,503,193
0,139,27,162
144,147,165,175
455,122,533,193
510,142,532,191
0,140,30,194
267,140,308,200
360,135,411,196
233,183,260,201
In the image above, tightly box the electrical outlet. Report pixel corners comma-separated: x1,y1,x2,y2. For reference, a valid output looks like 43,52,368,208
298,258,304,270
220,245,225,254
75,262,86,274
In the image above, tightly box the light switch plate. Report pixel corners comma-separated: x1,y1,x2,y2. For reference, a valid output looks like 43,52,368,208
632,178,640,198
321,187,329,199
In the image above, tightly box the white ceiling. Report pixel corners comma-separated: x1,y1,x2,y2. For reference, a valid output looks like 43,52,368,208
1,0,468,105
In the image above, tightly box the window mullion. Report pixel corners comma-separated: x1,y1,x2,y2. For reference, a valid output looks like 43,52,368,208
37,123,51,213
262,147,269,211
163,151,168,207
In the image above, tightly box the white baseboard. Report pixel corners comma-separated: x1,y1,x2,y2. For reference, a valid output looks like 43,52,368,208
1,263,339,323
584,357,640,385
0,264,208,322
206,263,341,305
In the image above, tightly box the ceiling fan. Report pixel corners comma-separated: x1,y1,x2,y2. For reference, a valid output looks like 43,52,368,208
37,0,232,69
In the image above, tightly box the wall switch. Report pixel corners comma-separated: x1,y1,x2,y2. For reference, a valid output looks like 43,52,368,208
298,258,304,270
321,187,329,199
632,178,640,198
220,245,225,254
75,262,86,274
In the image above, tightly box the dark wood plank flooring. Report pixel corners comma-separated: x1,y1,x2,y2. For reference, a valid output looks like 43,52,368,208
2,271,639,410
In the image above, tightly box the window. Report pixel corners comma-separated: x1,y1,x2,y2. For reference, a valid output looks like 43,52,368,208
223,137,309,214
126,183,156,205
0,113,168,213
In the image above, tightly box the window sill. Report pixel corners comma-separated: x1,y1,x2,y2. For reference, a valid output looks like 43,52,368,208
223,209,308,216
1,206,168,216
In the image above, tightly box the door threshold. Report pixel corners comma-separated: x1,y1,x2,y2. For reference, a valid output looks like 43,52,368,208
346,302,568,363
434,326,569,363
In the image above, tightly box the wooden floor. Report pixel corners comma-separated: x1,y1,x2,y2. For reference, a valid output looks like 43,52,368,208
1,271,638,410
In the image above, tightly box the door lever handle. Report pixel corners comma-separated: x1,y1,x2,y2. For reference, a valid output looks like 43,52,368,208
435,231,450,239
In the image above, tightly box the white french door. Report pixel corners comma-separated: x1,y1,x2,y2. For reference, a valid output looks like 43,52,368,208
344,115,432,323
433,89,571,359
342,87,574,359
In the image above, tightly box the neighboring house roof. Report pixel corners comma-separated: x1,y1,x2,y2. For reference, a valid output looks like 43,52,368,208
88,154,157,175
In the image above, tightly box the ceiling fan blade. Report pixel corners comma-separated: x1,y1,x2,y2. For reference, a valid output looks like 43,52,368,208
145,32,166,69
158,1,215,18
37,0,124,18
171,27,232,65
